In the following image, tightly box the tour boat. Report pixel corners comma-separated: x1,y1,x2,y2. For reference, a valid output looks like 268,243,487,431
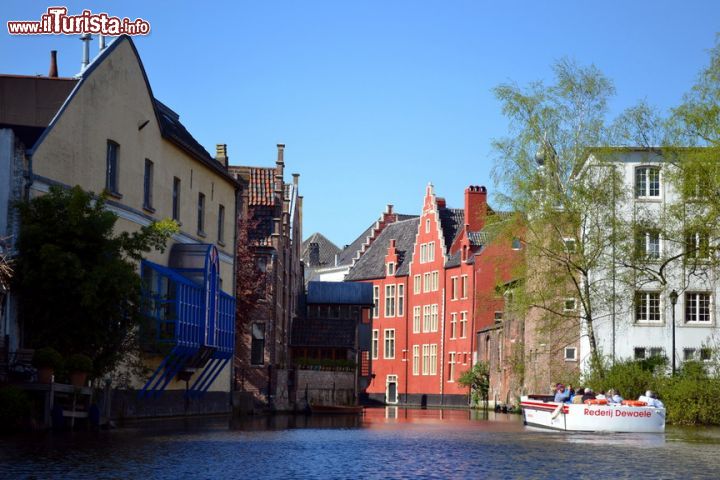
520,395,665,433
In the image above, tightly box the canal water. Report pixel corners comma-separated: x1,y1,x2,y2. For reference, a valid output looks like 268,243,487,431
2,408,720,479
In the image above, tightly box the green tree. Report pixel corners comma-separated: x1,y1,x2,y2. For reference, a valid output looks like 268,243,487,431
491,59,626,374
15,185,177,376
458,362,490,407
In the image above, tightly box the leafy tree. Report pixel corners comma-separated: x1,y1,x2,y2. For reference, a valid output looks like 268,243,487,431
15,185,176,376
458,362,490,407
491,59,626,374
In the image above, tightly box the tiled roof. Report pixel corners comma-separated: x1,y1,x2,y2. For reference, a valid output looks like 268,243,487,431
302,233,341,267
445,250,476,268
249,167,275,206
345,217,420,281
336,213,418,267
438,208,465,253
306,281,373,305
468,231,490,246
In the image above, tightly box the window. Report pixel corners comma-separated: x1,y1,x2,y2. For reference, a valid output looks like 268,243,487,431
143,159,154,210
683,347,712,362
250,322,265,365
700,348,712,361
423,305,431,332
683,348,696,361
412,345,420,375
420,243,427,263
563,238,576,254
429,344,437,375
425,218,431,233
372,330,379,359
431,304,439,332
448,352,456,382
218,205,225,245
451,277,458,300
460,311,467,338
634,347,646,360
635,166,660,198
635,292,661,323
105,140,119,194
635,229,660,260
650,347,664,358
197,192,206,235
432,271,439,291
423,273,431,292
422,345,430,375
385,284,396,317
511,237,522,250
494,311,503,322
450,313,457,339
685,230,710,260
414,275,421,294
387,262,395,276
563,298,577,312
564,347,577,361
428,242,435,262
172,177,181,222
397,284,404,317
372,286,379,319
384,329,395,359
413,306,421,333
685,292,711,323
461,275,468,299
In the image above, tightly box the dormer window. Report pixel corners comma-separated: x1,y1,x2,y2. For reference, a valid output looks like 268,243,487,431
511,237,522,250
387,262,395,276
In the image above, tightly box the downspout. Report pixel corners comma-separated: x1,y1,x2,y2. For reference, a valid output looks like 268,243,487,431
470,258,477,405
24,149,33,202
404,276,409,405
439,283,446,405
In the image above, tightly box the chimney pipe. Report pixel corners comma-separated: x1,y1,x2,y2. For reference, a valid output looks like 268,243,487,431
80,34,92,71
98,35,106,51
309,242,320,267
276,144,285,165
215,144,228,168
48,50,58,78
292,173,299,186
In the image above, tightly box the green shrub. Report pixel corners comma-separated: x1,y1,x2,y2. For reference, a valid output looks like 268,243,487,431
66,353,93,373
0,386,31,432
32,347,63,370
584,358,660,400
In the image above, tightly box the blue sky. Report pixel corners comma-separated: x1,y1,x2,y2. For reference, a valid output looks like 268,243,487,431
2,1,719,247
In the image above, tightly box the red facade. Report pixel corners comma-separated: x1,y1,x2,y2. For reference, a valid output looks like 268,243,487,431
346,184,522,406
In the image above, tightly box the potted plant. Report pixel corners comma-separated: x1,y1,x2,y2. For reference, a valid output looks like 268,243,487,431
66,353,93,387
32,347,63,383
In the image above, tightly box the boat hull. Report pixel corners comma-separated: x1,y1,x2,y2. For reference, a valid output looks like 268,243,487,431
520,396,665,433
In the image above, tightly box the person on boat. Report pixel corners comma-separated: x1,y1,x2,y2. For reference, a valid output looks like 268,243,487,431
581,387,596,402
572,388,586,404
648,391,664,409
554,384,571,403
595,390,607,400
638,390,664,408
608,389,623,404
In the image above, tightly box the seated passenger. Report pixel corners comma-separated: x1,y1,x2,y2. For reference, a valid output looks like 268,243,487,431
608,388,623,404
638,390,654,406
649,391,664,409
581,387,596,402
595,390,607,400
572,388,585,404
554,384,571,403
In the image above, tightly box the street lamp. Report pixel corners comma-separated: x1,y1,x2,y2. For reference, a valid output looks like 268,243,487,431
670,289,679,375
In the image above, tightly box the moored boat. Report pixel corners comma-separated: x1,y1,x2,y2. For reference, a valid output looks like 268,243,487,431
520,395,665,433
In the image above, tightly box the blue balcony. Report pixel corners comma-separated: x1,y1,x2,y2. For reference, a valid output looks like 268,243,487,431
138,244,234,398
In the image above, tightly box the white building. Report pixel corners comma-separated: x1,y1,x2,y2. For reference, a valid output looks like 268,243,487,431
582,149,718,371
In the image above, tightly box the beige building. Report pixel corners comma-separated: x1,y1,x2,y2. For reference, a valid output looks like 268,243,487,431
1,35,238,417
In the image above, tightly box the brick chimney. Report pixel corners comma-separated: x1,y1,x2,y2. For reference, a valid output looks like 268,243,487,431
464,185,488,232
309,242,320,267
215,144,228,168
48,50,58,78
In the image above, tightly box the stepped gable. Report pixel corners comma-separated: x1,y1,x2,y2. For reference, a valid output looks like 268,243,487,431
345,217,420,281
302,232,341,267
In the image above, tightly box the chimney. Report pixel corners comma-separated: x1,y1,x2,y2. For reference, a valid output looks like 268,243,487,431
98,35,106,51
276,144,285,166
48,50,58,78
436,197,446,209
80,34,92,71
292,173,299,186
309,242,320,267
464,185,488,231
216,144,229,168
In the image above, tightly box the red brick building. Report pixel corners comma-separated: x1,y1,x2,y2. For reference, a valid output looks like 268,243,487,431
346,184,523,406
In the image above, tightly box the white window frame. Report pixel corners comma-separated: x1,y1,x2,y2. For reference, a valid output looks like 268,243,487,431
413,275,421,294
428,241,435,262
386,262,395,276
635,291,662,323
564,346,577,362
423,272,431,293
423,305,431,332
431,304,439,332
460,311,467,338
563,298,577,312
412,345,420,375
563,237,576,254
371,329,379,360
429,344,437,375
448,352,456,382
635,166,661,199
397,284,404,317
432,271,439,292
413,306,421,333
372,285,380,319
450,313,457,339
451,276,458,300
385,284,396,317
384,329,395,359
422,344,429,375
461,275,468,299
425,218,431,233
685,292,712,324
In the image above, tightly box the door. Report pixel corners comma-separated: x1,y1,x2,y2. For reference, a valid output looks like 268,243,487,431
386,375,398,404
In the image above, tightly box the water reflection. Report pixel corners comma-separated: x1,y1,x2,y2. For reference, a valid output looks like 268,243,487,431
1,408,719,479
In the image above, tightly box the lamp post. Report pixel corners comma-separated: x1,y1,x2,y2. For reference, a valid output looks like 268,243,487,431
670,289,678,375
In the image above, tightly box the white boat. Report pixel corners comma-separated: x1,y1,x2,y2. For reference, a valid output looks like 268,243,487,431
520,395,666,433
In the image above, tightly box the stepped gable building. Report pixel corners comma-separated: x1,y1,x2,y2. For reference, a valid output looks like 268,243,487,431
346,183,523,406
0,36,238,415
228,146,304,410
304,206,418,283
